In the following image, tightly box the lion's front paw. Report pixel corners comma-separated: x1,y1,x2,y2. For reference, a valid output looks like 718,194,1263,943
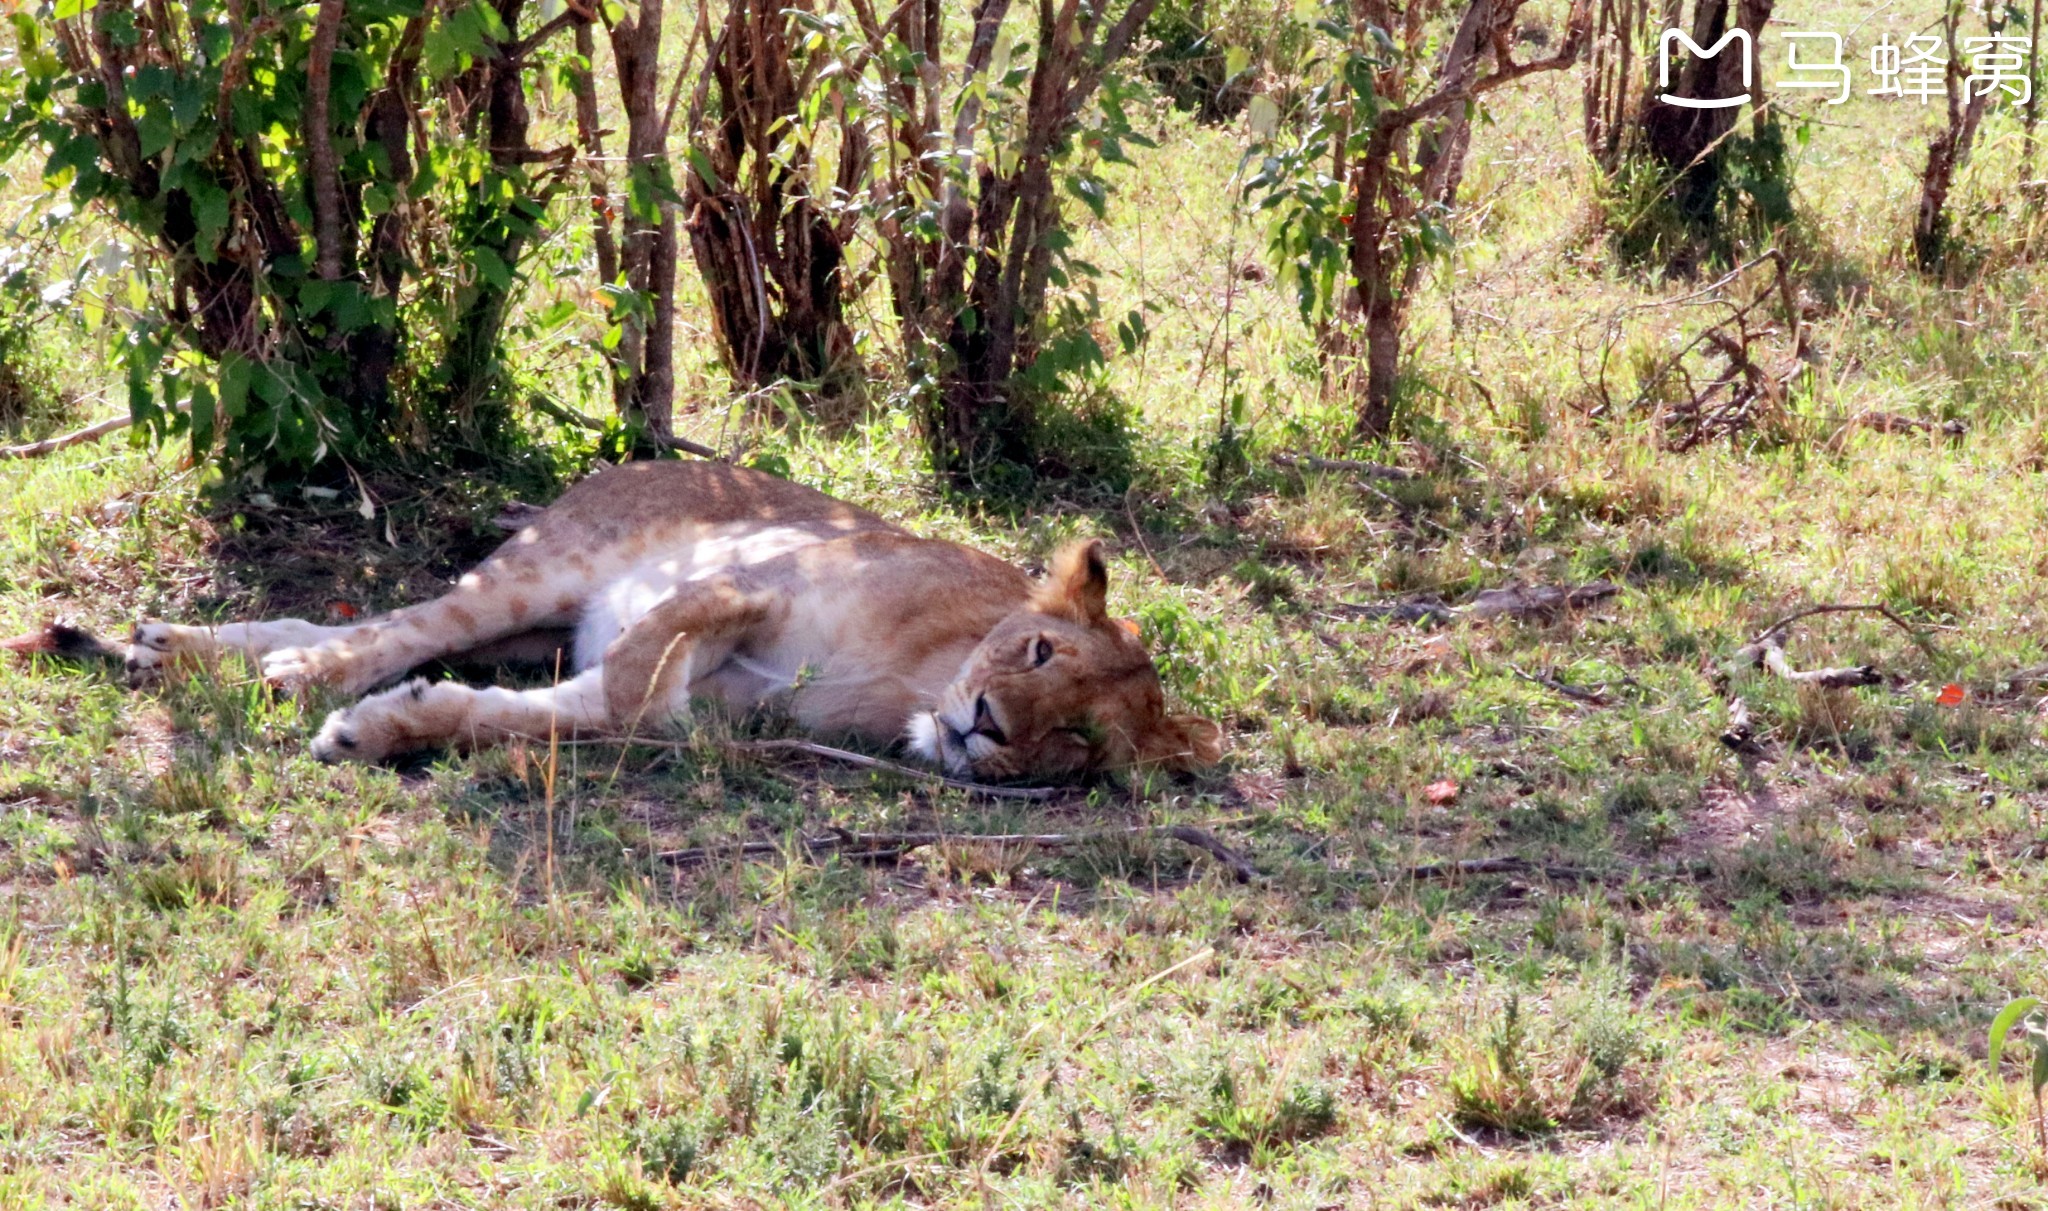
264,643,367,694
310,678,472,763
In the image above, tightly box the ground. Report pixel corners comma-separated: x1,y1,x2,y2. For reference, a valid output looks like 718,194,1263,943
6,0,2048,1206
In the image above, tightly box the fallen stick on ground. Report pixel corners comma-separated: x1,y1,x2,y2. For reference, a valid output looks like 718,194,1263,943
1511,666,1612,706
1750,634,1883,688
1335,580,1619,626
557,734,1063,801
1720,695,1764,755
1400,856,1598,882
658,822,1260,883
1272,452,1420,481
1,622,124,662
1,413,136,459
727,738,1064,801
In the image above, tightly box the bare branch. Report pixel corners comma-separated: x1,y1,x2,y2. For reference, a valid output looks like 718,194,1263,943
1750,602,1930,647
1271,452,1420,480
0,414,134,459
1384,0,1590,132
659,821,1258,882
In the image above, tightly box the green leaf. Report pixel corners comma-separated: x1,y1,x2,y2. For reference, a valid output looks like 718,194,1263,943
470,246,513,292
1248,95,1280,138
219,355,252,419
188,178,229,253
684,147,723,192
135,106,174,160
537,299,577,330
1066,174,1108,220
53,0,99,18
1989,997,2042,1076
189,380,216,455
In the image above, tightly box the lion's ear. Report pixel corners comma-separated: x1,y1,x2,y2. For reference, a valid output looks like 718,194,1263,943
1136,713,1225,770
1032,539,1109,624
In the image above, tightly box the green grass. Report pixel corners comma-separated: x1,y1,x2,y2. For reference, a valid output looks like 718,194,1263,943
8,2,2048,1204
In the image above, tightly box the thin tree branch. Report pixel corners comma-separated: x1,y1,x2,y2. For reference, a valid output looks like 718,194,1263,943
526,393,723,458
659,821,1258,882
1400,855,1598,881
505,1,586,59
1750,602,1930,647
0,413,135,459
1271,452,1420,480
1383,0,1590,131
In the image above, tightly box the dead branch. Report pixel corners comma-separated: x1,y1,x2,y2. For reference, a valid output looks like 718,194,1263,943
526,393,721,458
725,738,1062,801
1719,694,1762,754
1727,633,1882,689
1271,452,1421,481
1335,580,1618,627
1511,666,1611,706
1750,602,1926,647
1465,580,1619,621
0,413,137,459
658,821,1259,882
555,732,1063,800
1,623,123,662
1399,856,1598,882
1757,637,1881,688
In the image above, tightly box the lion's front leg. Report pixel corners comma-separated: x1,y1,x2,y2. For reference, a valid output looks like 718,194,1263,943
310,575,783,764
599,575,780,729
311,669,612,762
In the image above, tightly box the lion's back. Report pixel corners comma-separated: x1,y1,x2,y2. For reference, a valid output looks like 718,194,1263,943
523,460,901,550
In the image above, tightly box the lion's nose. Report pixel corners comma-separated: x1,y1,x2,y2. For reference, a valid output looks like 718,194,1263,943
971,695,1008,746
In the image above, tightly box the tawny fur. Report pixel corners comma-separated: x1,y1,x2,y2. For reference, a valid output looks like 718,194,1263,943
125,462,1222,780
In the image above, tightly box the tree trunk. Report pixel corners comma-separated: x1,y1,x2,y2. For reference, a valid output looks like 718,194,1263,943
1638,0,1774,231
856,0,1157,477
1913,2,1995,271
1336,0,1571,439
604,0,680,438
684,0,863,397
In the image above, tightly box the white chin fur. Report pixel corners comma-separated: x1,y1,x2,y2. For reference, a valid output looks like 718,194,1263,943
905,712,972,775
906,712,941,763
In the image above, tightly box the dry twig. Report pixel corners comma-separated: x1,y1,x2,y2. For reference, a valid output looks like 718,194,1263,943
1400,856,1598,882
1511,666,1611,706
0,414,137,460
658,822,1259,883
1271,452,1420,480
1750,602,1928,648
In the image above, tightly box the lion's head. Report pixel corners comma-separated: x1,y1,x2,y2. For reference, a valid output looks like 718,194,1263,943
907,540,1224,781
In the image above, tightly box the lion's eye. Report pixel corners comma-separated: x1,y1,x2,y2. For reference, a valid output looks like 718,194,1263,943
1033,637,1055,666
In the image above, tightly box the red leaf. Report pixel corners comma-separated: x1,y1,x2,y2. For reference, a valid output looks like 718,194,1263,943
1936,683,1965,707
1424,778,1460,805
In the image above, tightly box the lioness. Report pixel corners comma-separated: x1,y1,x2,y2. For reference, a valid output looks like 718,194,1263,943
123,461,1223,780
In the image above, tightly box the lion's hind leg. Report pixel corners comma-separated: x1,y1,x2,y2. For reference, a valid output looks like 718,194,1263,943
261,565,592,695
125,618,359,687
